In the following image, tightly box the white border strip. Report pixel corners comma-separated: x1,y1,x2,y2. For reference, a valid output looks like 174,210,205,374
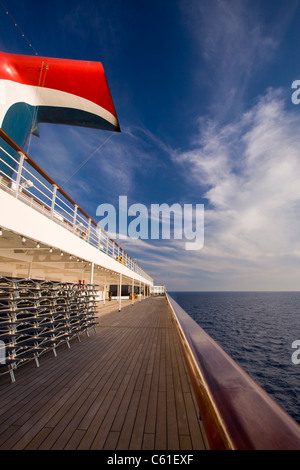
0,79,118,128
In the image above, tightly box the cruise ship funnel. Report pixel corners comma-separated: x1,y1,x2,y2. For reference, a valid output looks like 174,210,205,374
0,51,120,176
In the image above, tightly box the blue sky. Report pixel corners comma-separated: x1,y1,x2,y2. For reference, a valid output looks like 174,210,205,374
2,0,300,290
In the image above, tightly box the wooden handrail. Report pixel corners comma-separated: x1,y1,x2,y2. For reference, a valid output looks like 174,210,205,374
167,294,300,450
0,128,150,277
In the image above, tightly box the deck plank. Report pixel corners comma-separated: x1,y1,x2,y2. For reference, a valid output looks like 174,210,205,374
0,297,207,450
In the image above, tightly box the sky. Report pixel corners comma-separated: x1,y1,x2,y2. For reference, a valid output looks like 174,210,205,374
1,0,300,291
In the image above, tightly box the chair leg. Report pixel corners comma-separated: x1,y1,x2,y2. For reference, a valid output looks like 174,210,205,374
9,367,16,383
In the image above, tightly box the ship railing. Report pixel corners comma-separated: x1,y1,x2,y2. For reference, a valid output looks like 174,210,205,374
0,129,152,283
167,293,300,450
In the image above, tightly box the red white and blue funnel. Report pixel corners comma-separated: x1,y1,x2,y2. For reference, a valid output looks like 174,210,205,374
0,51,120,175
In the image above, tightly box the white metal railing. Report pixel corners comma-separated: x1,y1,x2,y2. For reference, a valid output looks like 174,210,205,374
0,132,152,283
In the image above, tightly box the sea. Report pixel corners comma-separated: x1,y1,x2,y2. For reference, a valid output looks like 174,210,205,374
169,291,300,425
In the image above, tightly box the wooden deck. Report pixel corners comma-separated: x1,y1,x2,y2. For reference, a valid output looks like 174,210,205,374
0,296,208,450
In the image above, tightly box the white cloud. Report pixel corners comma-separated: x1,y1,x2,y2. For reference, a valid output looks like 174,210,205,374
88,89,300,291
171,89,300,289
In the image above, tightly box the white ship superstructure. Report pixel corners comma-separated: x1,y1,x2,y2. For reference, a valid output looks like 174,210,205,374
0,128,153,297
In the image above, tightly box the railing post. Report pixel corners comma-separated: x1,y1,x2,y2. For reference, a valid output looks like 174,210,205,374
87,218,91,243
97,227,102,251
15,152,25,198
73,204,78,232
51,184,58,219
